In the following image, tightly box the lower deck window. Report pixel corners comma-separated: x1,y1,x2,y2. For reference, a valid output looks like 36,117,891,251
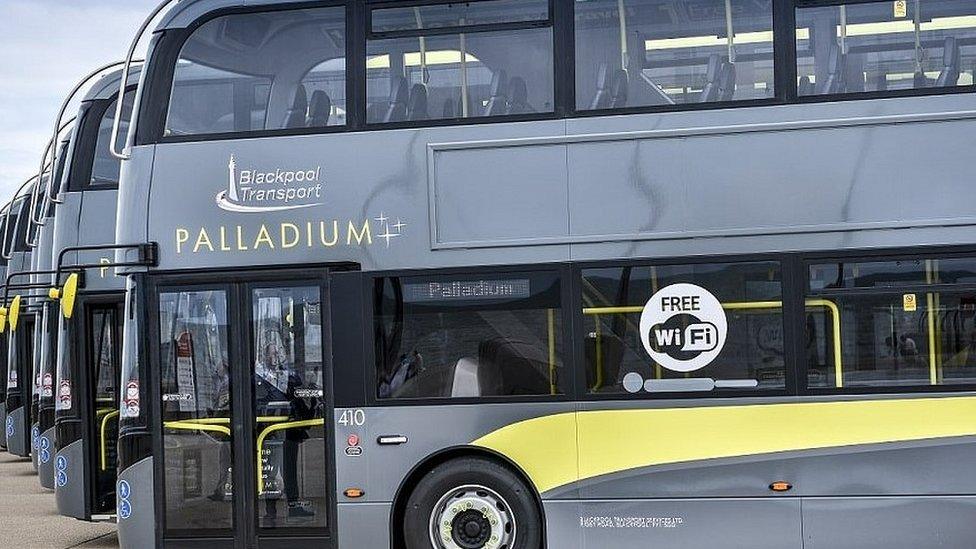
583,262,786,395
373,272,563,400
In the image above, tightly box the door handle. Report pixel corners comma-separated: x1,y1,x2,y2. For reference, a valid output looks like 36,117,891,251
377,435,408,446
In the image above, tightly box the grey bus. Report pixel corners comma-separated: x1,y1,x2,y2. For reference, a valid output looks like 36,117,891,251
0,199,17,450
42,67,140,520
103,0,976,547
2,178,42,459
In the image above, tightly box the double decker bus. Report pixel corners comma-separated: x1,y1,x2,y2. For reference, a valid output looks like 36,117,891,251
102,0,976,547
50,66,138,521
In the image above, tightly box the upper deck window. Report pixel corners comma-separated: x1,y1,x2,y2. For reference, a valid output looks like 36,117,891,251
366,0,554,124
165,7,346,137
90,90,135,188
796,0,976,96
575,0,775,111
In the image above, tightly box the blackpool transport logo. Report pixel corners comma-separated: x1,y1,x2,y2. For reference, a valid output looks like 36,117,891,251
216,155,324,213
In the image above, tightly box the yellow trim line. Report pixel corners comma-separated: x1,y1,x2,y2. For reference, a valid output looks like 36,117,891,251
473,396,976,495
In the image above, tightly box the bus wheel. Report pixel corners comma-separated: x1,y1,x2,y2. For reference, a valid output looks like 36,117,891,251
403,456,542,549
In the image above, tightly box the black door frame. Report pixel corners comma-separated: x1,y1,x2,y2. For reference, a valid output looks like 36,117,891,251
76,292,127,518
148,268,337,549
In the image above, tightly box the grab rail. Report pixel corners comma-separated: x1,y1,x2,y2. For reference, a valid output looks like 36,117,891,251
256,419,324,494
110,0,177,160
99,410,120,471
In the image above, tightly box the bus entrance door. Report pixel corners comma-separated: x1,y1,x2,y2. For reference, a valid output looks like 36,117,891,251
157,278,334,548
6,314,36,458
55,296,124,521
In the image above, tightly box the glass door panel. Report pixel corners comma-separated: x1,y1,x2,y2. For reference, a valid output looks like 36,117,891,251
250,286,328,533
159,290,234,534
90,304,122,514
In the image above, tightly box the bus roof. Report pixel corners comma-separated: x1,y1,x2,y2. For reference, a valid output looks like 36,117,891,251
82,66,143,103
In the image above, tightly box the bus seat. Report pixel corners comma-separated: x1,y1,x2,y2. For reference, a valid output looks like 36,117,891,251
478,338,549,396
936,37,961,87
591,64,612,109
798,75,814,95
818,46,846,95
484,70,509,116
507,77,531,114
407,83,429,121
282,85,309,128
307,90,331,127
609,68,629,108
442,98,456,118
718,61,737,101
383,77,409,123
450,357,482,398
700,54,723,102
584,334,625,392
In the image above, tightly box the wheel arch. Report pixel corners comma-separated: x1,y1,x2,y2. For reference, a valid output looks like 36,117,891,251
389,445,548,549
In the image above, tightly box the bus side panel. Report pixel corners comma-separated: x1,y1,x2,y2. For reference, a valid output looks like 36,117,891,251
117,456,156,549
6,405,26,456
38,426,56,490
336,502,391,549
0,401,6,448
802,497,976,549
578,499,800,548
54,439,86,519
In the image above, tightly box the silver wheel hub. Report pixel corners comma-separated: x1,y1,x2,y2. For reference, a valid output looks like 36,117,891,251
429,485,516,549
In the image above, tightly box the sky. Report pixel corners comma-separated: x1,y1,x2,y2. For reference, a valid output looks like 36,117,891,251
0,0,159,200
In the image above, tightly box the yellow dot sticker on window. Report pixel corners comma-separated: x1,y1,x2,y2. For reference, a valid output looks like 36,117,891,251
903,293,918,312
894,1,908,18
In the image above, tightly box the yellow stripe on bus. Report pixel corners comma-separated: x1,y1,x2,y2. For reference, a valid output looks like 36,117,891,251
472,396,976,494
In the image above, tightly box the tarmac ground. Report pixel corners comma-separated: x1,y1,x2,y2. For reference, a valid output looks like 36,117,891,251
0,450,118,548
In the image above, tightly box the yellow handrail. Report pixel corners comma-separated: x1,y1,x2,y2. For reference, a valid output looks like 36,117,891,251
163,421,232,438
99,410,120,471
168,416,289,426
584,299,845,388
255,419,324,494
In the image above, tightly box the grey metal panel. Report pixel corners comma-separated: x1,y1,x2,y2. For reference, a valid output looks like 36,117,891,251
336,502,391,549
84,67,143,102
38,426,55,490
0,401,6,447
76,189,125,292
542,501,584,549
146,123,571,272
115,145,153,271
431,142,570,245
55,439,86,519
802,497,976,549
6,405,26,456
117,456,155,549
333,402,578,505
577,499,801,548
51,192,82,278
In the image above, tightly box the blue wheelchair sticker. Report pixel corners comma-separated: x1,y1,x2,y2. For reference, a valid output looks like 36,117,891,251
31,426,39,449
57,470,68,488
118,499,132,520
5,416,12,438
40,437,51,464
56,455,68,471
118,480,133,520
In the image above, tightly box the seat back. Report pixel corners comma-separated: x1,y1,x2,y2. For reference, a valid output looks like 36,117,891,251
818,46,847,94
483,70,509,116
281,85,308,128
718,61,737,101
383,77,409,123
307,90,332,127
700,54,723,102
590,64,611,109
407,83,428,121
477,338,550,396
609,69,629,108
798,75,815,95
936,37,961,87
507,76,530,114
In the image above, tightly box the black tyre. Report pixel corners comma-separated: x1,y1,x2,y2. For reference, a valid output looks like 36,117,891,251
403,456,542,549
